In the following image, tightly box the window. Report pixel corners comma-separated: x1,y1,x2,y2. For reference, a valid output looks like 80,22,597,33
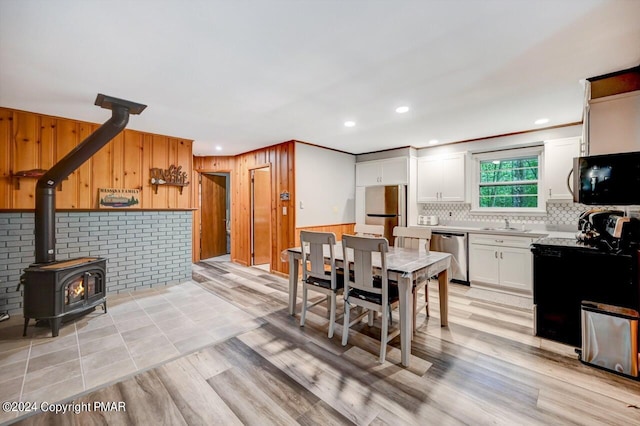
472,147,544,213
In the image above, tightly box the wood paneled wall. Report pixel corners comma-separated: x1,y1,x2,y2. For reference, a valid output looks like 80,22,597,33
0,107,193,209
194,142,295,275
294,224,356,247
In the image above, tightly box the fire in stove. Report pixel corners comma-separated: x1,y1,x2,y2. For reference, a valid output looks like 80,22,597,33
66,277,85,305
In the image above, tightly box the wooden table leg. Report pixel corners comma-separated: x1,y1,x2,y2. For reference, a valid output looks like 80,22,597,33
438,268,449,327
288,252,299,316
398,274,412,367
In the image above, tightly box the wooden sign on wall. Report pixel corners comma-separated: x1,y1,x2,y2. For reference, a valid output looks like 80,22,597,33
98,188,141,208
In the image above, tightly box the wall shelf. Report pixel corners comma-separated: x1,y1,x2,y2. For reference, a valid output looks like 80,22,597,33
150,180,190,195
10,169,66,191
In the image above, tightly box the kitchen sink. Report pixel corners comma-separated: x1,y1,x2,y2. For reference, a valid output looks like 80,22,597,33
480,227,531,232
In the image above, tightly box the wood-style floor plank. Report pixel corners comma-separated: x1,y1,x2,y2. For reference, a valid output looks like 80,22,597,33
12,260,640,426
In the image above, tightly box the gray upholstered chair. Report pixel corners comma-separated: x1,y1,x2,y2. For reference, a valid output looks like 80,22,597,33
341,234,399,363
299,230,343,338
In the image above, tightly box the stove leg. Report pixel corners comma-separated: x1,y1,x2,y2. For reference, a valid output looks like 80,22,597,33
23,318,29,337
51,318,61,337
102,301,107,314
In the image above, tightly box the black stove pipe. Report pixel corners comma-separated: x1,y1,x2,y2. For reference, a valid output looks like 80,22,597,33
35,94,146,264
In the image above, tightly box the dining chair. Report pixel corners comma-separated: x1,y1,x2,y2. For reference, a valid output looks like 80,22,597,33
299,230,344,338
354,223,385,237
392,226,432,332
341,234,399,363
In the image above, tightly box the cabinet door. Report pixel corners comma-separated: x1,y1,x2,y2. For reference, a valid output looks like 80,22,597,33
498,246,533,294
469,243,500,285
440,153,466,202
544,137,580,201
589,91,640,155
417,157,441,202
381,157,408,185
355,162,382,186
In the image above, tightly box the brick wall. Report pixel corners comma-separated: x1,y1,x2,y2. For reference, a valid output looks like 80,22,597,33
0,211,192,314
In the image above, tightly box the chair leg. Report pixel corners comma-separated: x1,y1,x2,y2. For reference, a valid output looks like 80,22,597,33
380,307,388,364
342,300,350,346
326,295,331,318
300,285,308,327
425,286,430,317
412,290,418,334
328,293,336,338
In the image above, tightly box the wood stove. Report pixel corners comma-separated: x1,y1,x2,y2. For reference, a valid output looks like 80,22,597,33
20,94,146,337
21,257,107,337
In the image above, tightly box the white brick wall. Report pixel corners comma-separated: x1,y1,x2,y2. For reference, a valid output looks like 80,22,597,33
0,211,192,314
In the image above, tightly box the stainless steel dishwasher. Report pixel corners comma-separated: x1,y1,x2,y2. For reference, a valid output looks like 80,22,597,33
430,232,469,284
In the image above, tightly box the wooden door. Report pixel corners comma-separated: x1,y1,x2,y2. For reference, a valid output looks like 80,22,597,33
201,174,227,259
252,167,271,265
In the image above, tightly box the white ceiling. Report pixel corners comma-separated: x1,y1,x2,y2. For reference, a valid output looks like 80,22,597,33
1,1,639,156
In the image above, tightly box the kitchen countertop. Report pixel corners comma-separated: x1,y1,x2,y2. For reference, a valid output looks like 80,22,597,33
418,224,577,239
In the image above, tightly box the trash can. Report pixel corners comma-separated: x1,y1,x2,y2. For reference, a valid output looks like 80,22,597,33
580,301,639,379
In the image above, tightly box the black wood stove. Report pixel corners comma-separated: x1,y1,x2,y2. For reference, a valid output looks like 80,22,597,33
21,258,107,337
19,94,146,337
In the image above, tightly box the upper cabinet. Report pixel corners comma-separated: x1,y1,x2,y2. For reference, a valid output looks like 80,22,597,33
417,152,466,202
588,91,640,155
355,157,408,186
544,137,581,201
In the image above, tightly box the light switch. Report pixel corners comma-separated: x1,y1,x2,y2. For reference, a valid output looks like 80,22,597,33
282,206,287,215
299,201,304,209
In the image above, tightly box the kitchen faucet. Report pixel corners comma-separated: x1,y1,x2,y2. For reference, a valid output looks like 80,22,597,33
504,218,510,228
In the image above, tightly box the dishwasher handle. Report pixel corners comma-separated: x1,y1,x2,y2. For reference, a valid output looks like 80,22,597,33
432,232,466,238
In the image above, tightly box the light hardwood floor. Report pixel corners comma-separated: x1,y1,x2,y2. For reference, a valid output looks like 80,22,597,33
8,259,640,425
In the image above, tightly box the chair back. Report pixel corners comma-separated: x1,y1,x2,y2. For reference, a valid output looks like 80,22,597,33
354,223,385,237
342,234,389,300
300,231,337,288
392,226,431,252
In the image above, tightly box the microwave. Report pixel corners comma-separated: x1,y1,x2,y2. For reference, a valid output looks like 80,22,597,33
573,151,640,205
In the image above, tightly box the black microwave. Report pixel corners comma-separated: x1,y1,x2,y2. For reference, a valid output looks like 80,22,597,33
573,151,640,205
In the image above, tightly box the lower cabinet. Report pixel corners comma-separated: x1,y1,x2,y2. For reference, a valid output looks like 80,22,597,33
469,234,535,295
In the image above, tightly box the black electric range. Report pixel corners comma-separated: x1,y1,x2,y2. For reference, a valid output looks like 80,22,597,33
531,237,639,347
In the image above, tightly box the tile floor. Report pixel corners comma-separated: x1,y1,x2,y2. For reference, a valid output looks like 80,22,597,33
0,279,263,424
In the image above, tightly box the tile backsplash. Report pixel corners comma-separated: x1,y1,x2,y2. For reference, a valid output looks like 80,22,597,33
419,202,602,229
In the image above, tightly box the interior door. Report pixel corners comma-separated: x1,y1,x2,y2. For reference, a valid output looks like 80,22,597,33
201,174,227,259
251,167,271,265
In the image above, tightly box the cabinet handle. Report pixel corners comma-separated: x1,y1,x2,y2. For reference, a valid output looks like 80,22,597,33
495,239,503,243
549,188,552,197
494,251,498,258
500,252,503,259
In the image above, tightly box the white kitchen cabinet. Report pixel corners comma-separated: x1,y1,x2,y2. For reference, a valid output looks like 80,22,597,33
588,90,640,155
469,234,534,295
355,157,408,186
544,137,580,201
417,153,466,202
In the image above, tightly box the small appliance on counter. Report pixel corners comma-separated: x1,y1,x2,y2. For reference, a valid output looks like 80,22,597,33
417,215,438,226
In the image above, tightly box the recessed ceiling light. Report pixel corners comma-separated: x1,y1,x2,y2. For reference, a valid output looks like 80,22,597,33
395,106,410,114
428,139,439,145
534,118,549,125
344,121,356,127
215,146,222,151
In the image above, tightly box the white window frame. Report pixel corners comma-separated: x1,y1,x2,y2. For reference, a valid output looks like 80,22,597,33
470,146,546,215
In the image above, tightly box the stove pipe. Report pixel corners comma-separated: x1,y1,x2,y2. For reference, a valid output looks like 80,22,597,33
35,94,146,264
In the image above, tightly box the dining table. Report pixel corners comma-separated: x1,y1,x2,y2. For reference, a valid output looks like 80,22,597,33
285,244,451,367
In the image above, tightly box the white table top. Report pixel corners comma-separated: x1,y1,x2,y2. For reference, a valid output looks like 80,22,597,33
286,245,451,277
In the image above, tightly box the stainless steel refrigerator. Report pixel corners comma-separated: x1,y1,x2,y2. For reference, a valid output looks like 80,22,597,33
365,185,406,243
